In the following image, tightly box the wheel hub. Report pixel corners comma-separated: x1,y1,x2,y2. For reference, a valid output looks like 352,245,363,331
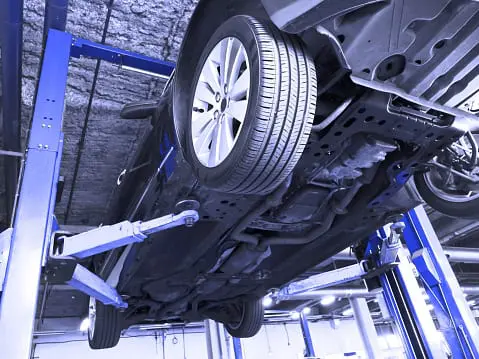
191,36,250,168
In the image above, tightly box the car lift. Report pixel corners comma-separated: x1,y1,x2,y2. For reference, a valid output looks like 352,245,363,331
1,29,479,359
274,206,479,358
0,29,199,359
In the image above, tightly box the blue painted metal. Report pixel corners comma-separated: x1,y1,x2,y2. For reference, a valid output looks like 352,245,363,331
67,264,127,308
403,206,479,358
378,249,444,358
232,337,244,359
299,312,316,358
44,0,68,33
0,0,24,223
71,37,176,78
0,29,72,359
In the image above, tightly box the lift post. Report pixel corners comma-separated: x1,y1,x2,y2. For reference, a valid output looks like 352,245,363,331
403,206,479,358
0,28,181,359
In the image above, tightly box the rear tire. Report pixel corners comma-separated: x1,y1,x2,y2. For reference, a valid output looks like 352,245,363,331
181,15,317,195
414,172,479,218
88,298,123,350
224,299,264,338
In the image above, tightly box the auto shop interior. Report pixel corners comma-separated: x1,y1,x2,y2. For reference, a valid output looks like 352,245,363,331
2,0,479,358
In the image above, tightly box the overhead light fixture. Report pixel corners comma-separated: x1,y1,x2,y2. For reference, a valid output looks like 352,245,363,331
79,317,90,332
290,311,300,320
342,308,353,316
302,307,311,315
320,295,336,306
263,296,273,308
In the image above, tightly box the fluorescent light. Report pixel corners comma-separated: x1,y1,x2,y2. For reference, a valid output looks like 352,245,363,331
302,307,311,315
342,308,353,316
290,311,300,320
320,295,336,306
427,304,434,311
263,296,273,308
79,318,90,332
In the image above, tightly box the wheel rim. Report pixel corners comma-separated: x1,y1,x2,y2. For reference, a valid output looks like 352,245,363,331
191,37,250,168
228,303,246,330
423,170,479,203
88,297,96,340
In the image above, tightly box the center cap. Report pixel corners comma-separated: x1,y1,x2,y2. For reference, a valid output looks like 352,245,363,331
220,98,227,112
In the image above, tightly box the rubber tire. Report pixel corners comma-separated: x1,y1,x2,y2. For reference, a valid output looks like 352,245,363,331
414,172,479,218
88,300,123,350
183,15,317,195
224,299,264,338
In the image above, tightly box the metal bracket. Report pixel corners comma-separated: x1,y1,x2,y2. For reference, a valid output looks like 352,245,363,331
51,210,199,259
0,228,13,291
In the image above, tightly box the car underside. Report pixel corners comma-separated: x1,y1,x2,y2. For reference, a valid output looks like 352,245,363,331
89,0,479,346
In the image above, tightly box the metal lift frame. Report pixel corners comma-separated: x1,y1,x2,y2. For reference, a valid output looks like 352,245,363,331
277,206,479,358
0,29,178,358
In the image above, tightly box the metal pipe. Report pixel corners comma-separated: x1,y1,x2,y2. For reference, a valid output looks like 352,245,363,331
299,312,316,358
1,0,23,223
350,297,382,359
279,288,380,301
442,246,479,263
332,246,479,264
312,97,354,132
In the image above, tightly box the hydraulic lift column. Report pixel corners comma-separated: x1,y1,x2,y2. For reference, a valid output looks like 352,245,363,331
350,297,382,358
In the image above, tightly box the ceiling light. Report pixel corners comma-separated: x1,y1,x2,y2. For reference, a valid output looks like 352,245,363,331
320,295,336,306
342,308,353,316
263,296,273,308
302,307,311,315
427,304,434,311
290,311,300,320
79,318,90,332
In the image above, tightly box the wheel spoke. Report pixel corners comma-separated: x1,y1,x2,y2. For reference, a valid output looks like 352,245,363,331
209,123,221,166
195,120,216,156
195,81,216,105
227,43,245,92
192,110,214,137
220,38,233,89
201,59,221,94
230,68,250,101
219,116,235,160
227,100,248,122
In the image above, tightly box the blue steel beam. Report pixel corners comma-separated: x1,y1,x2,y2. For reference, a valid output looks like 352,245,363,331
70,37,175,78
0,0,23,223
299,312,316,358
0,30,71,359
44,0,68,33
403,206,479,358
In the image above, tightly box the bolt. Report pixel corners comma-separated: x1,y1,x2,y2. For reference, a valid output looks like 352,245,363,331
38,144,43,149
42,123,46,128
185,216,195,227
44,145,49,149
48,124,52,128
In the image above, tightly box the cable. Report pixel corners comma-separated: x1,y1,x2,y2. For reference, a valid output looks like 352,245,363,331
64,0,115,223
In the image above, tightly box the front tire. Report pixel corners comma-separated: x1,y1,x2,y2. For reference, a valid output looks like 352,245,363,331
182,15,317,195
88,298,123,350
223,299,264,338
